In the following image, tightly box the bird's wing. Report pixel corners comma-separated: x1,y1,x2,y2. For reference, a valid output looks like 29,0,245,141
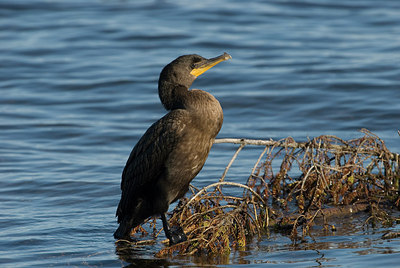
120,109,190,195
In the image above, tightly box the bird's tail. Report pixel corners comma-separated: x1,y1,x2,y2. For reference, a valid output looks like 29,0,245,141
114,199,151,239
113,219,132,239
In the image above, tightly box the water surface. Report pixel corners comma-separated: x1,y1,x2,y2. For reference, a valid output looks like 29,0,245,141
1,0,399,266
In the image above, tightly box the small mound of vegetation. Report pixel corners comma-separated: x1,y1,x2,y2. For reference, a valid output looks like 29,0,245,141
121,129,400,257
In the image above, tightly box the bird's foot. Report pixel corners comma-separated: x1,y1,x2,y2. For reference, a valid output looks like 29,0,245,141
167,226,187,245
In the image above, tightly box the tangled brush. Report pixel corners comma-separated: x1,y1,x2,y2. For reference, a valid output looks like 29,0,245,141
119,129,400,257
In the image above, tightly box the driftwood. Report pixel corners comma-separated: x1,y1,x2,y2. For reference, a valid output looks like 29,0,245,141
119,129,400,257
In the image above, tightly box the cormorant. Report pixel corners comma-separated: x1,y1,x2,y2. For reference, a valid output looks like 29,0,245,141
114,53,232,245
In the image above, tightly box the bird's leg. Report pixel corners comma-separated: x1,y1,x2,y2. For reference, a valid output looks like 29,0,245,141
161,213,187,245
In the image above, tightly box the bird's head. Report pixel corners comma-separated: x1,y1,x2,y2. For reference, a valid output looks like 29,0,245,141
159,52,232,89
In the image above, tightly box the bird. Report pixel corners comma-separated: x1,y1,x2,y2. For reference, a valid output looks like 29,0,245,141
114,52,232,245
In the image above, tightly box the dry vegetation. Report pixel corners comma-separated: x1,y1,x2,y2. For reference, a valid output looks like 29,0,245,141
118,129,400,257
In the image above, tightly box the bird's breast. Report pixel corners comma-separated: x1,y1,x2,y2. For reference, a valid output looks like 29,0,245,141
186,89,223,137
162,127,215,204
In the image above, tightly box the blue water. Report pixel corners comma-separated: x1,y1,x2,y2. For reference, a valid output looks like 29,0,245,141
1,0,399,266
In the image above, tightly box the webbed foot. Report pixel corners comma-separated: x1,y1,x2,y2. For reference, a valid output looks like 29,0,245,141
167,226,187,245
161,213,187,245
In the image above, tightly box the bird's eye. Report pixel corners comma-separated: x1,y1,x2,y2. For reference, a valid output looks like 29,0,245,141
191,58,202,68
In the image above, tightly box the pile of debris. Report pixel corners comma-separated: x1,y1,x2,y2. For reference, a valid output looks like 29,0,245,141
124,129,400,257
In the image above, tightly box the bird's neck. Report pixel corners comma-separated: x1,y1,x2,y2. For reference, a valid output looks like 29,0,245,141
158,80,223,138
158,80,189,111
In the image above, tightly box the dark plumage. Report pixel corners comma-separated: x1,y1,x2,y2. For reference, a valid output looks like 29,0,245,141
114,53,231,244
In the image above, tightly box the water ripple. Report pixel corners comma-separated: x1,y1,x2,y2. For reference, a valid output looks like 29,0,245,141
1,0,400,266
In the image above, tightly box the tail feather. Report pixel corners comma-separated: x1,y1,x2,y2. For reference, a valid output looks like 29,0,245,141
114,198,153,239
114,219,132,239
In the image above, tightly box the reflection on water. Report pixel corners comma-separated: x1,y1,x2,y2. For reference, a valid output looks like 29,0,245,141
1,0,400,266
115,241,177,267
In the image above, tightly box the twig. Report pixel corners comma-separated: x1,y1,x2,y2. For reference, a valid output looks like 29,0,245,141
214,137,399,160
186,181,265,207
219,143,245,182
251,145,271,176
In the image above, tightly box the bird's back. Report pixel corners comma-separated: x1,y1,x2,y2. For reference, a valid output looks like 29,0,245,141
116,110,189,223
